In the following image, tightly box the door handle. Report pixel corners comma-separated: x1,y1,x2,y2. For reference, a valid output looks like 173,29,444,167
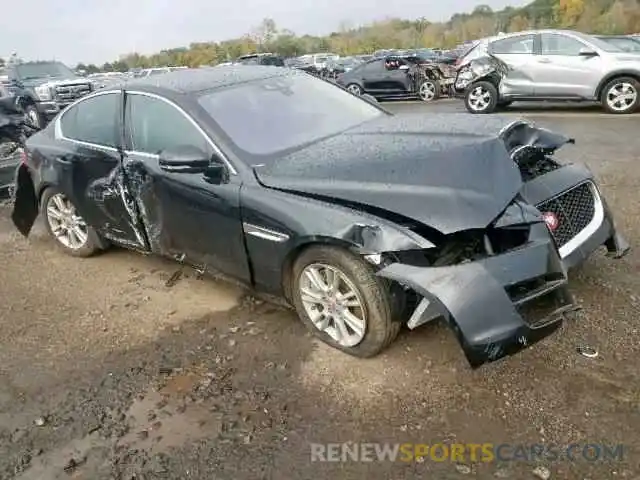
55,157,72,165
537,58,551,63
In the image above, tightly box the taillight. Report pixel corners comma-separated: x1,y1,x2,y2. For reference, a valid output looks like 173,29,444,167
20,149,28,165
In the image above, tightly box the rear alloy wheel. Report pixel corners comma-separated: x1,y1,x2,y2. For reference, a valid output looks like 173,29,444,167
291,246,401,357
346,83,363,96
464,81,498,114
602,77,639,114
418,80,440,102
42,188,102,257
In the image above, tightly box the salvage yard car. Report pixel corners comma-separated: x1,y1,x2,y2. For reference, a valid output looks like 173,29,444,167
455,29,640,114
336,55,455,101
11,66,629,367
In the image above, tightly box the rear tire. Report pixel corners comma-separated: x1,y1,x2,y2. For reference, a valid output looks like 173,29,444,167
419,79,440,102
41,187,103,257
291,245,401,358
464,81,498,114
601,76,639,114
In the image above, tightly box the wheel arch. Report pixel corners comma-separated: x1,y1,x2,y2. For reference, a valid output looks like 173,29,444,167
595,70,640,100
280,236,366,303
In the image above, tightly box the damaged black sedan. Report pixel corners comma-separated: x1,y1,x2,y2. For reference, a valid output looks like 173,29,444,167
11,66,629,367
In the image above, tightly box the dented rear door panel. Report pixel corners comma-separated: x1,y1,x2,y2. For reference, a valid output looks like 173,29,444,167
55,142,147,249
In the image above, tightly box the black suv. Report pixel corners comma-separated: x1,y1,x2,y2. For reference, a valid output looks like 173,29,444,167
6,61,93,128
235,53,285,67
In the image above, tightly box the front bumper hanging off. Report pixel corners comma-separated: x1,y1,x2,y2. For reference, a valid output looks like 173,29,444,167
378,223,578,368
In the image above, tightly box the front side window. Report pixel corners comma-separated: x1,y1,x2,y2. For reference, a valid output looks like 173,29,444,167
490,35,535,55
125,94,209,155
540,34,587,55
59,92,119,147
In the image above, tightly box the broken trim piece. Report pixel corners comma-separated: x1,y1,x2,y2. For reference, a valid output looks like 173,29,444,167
243,223,290,242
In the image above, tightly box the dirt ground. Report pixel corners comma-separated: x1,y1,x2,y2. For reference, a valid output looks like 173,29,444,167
1,103,639,480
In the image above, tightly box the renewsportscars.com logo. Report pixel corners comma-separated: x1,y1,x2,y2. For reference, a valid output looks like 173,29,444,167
310,442,626,463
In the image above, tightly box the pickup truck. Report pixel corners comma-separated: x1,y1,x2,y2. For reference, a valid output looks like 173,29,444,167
6,61,94,128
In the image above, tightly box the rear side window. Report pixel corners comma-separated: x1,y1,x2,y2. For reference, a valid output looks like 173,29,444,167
490,35,535,54
59,92,119,148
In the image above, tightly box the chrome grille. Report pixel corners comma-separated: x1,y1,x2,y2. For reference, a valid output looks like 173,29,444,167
536,182,596,247
54,83,92,102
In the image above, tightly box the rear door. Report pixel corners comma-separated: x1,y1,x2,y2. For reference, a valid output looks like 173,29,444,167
121,90,250,281
53,90,147,248
488,34,536,96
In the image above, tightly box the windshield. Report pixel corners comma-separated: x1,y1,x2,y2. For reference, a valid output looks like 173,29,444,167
198,71,384,157
15,62,76,80
597,36,640,52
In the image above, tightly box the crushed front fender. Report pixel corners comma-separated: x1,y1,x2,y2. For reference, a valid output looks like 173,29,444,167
378,224,576,368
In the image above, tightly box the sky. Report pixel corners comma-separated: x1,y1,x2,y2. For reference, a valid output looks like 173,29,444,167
1,0,530,66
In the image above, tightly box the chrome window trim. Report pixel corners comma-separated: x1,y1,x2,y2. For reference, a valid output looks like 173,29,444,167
124,90,238,175
54,89,121,153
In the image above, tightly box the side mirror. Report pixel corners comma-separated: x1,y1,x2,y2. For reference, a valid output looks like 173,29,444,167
158,145,210,173
203,161,228,185
578,47,598,57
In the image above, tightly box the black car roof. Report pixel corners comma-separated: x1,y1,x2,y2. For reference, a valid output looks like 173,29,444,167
117,66,289,95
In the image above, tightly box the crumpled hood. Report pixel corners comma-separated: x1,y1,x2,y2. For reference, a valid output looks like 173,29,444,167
255,114,528,235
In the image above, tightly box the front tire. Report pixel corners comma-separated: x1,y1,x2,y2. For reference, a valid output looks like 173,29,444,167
464,81,498,114
346,83,363,96
291,246,401,358
601,76,639,114
41,187,102,257
24,104,42,129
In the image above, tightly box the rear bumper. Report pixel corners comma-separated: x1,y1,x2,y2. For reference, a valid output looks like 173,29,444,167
378,223,574,368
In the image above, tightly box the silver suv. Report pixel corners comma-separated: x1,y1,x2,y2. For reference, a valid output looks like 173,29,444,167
455,29,640,114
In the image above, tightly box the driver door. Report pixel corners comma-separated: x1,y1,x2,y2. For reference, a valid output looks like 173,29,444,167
532,33,604,98
360,60,388,94
383,58,413,93
121,91,250,282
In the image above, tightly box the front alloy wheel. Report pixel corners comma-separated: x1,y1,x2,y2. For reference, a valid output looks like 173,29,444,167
291,246,401,358
602,77,639,114
464,81,498,114
299,263,367,347
346,83,362,96
24,105,42,129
